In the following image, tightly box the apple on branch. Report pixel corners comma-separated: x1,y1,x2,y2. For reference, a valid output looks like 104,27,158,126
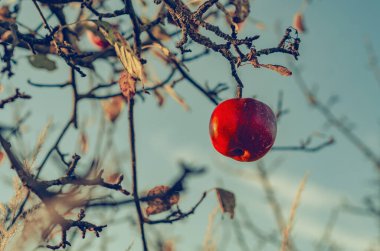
209,98,277,162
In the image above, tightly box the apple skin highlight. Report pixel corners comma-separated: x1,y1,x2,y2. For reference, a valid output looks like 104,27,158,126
209,98,277,162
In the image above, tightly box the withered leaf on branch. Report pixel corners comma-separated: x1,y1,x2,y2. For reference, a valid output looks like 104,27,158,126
27,54,57,71
147,43,189,70
0,151,4,165
79,131,88,154
105,173,123,184
293,12,306,33
259,64,293,76
151,25,172,41
153,89,165,107
230,0,250,23
164,85,190,111
92,20,144,82
0,6,15,22
145,185,180,216
215,188,236,219
225,12,246,33
101,96,125,122
119,71,136,101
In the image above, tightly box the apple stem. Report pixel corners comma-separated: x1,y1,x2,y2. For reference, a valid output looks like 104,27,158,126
236,85,243,98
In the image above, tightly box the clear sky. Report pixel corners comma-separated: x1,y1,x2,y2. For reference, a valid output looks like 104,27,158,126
1,0,380,251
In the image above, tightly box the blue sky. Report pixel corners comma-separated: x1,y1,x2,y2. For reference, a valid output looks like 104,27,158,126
1,0,380,250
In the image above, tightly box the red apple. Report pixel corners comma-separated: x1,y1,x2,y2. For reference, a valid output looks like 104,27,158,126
209,98,277,162
86,30,109,50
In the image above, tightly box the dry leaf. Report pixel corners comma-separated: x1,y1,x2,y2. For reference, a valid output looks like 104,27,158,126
0,151,4,165
225,12,246,33
162,240,175,251
164,85,190,111
230,0,250,23
147,43,188,70
146,43,171,63
260,64,292,76
105,173,123,184
154,89,165,107
255,21,266,30
145,185,180,216
151,25,171,41
101,96,124,122
215,188,235,219
0,6,15,22
27,54,57,71
114,42,144,81
293,12,306,33
0,30,12,42
119,71,136,101
187,0,202,7
92,20,144,81
79,132,88,154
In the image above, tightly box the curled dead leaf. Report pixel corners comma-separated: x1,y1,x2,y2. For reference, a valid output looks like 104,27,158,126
293,12,306,33
119,71,136,101
101,96,124,122
145,185,180,216
260,64,292,76
215,188,235,219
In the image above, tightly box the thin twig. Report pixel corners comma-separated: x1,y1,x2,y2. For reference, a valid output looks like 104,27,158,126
0,88,31,109
128,98,149,251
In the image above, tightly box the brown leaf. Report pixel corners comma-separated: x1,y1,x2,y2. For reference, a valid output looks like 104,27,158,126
105,173,123,184
119,71,136,101
260,64,292,76
293,12,306,33
230,0,250,23
145,185,180,216
215,188,235,219
93,20,144,81
0,30,12,43
101,96,124,122
162,240,175,251
0,151,4,165
164,85,190,111
151,25,171,41
225,12,247,33
154,89,165,107
0,6,15,22
79,132,88,154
